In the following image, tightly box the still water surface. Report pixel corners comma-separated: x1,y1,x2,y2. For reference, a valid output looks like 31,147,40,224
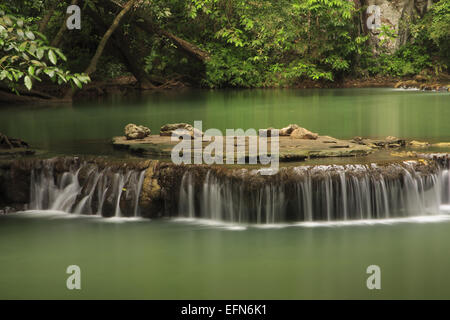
1,212,450,299
0,88,449,155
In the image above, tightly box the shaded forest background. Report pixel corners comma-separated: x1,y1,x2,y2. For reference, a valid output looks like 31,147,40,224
0,0,449,100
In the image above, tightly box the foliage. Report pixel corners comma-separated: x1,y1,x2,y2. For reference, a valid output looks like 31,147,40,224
0,6,90,93
1,0,449,92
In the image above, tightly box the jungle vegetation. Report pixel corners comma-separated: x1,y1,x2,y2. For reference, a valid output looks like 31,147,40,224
0,0,448,99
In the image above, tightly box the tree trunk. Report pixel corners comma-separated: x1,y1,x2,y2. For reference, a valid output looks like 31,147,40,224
38,2,56,33
64,0,137,99
397,0,416,48
84,0,136,75
110,0,210,63
86,6,156,89
51,0,78,47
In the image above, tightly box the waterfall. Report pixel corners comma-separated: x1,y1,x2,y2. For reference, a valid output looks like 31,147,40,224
29,160,145,217
176,160,450,224
27,157,450,224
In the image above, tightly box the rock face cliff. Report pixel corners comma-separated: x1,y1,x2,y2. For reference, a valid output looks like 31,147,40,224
361,0,434,52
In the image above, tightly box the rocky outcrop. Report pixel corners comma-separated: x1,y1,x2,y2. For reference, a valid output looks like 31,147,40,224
0,133,34,157
124,123,151,140
351,136,406,149
364,0,434,53
409,140,430,148
394,80,450,91
291,127,318,140
279,124,299,136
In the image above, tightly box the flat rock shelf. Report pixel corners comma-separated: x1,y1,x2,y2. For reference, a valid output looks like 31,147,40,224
112,135,373,161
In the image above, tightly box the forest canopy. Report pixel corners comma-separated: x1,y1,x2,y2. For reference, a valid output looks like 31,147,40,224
0,0,448,97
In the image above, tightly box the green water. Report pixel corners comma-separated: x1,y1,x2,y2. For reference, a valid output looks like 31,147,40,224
1,212,450,299
1,88,450,299
0,88,449,155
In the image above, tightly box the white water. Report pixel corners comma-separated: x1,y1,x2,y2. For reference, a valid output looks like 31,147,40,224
177,161,450,223
30,162,146,217
29,159,450,224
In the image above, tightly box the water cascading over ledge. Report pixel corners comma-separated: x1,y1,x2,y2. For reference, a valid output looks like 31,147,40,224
28,158,146,217
177,159,450,223
5,155,449,223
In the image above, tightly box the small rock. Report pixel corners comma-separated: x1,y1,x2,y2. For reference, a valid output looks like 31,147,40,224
386,136,398,142
433,142,450,148
124,124,151,140
409,140,429,148
279,124,299,136
160,123,203,137
291,127,318,140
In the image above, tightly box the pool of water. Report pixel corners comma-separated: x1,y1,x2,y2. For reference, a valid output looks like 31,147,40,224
0,88,449,155
1,212,450,299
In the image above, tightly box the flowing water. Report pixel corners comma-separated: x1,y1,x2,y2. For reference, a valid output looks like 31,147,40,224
1,88,450,298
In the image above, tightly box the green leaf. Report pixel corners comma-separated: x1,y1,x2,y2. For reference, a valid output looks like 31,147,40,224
36,48,44,59
48,50,57,65
28,66,35,76
25,30,35,40
18,41,27,51
24,75,32,90
44,68,55,78
72,77,82,89
54,49,67,61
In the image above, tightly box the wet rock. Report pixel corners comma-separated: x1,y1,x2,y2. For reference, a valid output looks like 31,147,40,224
394,80,419,89
391,151,417,158
160,123,203,137
433,142,450,148
279,124,299,136
0,133,30,149
409,140,430,148
124,124,151,140
139,161,163,216
290,127,318,140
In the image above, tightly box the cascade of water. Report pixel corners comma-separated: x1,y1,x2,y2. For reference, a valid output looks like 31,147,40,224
178,171,195,218
96,168,109,215
29,161,145,217
114,171,132,217
133,170,146,217
176,161,450,224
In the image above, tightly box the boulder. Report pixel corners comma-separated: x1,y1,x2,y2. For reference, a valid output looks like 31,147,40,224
279,124,299,136
0,133,30,149
124,124,151,140
290,127,318,140
160,123,202,137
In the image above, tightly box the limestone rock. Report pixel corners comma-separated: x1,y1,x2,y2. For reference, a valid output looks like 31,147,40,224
160,123,202,137
433,142,450,148
124,124,151,140
409,140,429,148
279,124,300,136
290,127,318,140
